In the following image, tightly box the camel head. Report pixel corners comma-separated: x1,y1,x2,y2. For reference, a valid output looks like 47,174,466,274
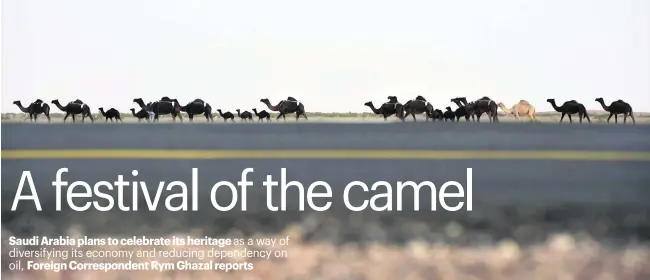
595,97,604,103
260,98,270,104
364,101,372,107
133,98,144,104
252,108,258,112
12,101,21,106
217,109,223,113
98,107,104,112
445,106,452,111
497,102,505,107
546,98,555,103
387,96,398,102
130,108,136,113
51,99,60,104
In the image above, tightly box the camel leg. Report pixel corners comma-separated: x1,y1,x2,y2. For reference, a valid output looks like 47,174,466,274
276,113,284,121
302,112,308,120
411,113,416,122
607,113,613,123
72,114,77,123
614,114,618,124
559,113,565,123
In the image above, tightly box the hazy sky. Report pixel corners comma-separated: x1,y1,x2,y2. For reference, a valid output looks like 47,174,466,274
2,0,649,113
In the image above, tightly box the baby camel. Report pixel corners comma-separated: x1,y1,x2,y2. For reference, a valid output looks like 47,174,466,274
497,100,536,121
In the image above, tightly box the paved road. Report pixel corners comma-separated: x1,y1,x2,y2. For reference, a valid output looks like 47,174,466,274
3,122,650,150
2,122,649,244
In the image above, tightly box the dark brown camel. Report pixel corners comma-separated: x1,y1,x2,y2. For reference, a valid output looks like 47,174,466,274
364,98,403,121
400,96,435,122
13,99,51,122
260,97,308,121
451,98,475,122
51,99,94,123
133,97,182,122
217,109,235,122
595,98,635,124
180,99,214,122
546,99,591,124
427,109,443,121
236,109,253,122
443,107,455,122
130,108,150,122
98,107,123,123
252,108,271,122
468,96,498,123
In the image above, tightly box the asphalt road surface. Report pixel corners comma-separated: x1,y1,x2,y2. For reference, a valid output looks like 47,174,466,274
2,122,649,244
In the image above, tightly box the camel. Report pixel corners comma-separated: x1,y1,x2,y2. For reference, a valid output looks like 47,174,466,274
236,109,253,122
427,109,443,121
546,99,591,124
51,99,94,123
260,97,308,121
497,100,536,121
217,109,235,122
443,107,455,122
98,107,123,123
133,97,182,122
470,96,499,123
130,108,150,122
595,98,635,124
252,108,271,122
13,99,51,122
399,96,435,122
364,98,403,120
179,99,214,122
450,98,475,122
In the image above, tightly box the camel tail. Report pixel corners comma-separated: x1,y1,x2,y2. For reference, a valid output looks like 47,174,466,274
580,104,591,121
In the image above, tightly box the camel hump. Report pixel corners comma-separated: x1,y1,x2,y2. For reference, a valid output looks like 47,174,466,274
286,96,297,101
519,100,529,105
415,95,427,101
616,99,624,103
569,100,577,103
479,96,491,100
160,96,171,101
193,98,204,104
73,99,83,104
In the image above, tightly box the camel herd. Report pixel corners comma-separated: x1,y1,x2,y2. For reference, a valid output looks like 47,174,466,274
365,96,636,124
11,97,307,123
11,95,636,125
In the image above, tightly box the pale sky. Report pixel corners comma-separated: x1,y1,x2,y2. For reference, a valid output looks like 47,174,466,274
2,0,649,113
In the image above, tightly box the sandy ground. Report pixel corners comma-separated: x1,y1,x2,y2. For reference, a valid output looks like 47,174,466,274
2,229,649,280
